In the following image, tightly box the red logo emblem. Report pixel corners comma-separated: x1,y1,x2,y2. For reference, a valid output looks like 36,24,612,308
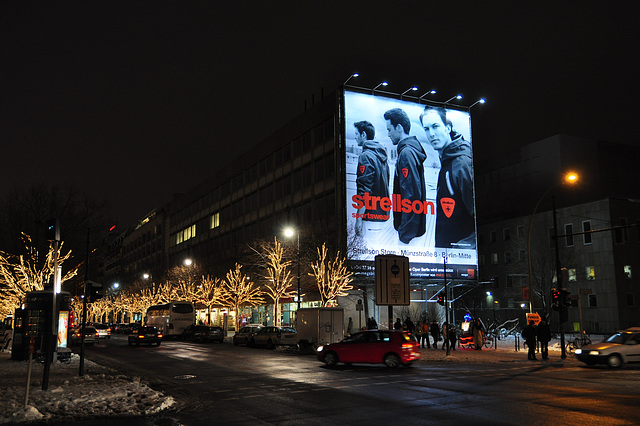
440,197,455,218
401,167,409,178
359,165,365,175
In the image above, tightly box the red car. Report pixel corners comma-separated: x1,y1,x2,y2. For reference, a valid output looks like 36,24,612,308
317,330,421,368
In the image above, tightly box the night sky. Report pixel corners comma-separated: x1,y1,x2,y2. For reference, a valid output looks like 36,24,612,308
1,2,636,228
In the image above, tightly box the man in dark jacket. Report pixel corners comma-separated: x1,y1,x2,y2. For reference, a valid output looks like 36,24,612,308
420,106,475,249
522,320,538,360
354,121,390,240
537,318,551,360
384,108,427,244
430,321,440,349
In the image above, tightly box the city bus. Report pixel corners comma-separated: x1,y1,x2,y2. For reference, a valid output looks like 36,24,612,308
145,301,195,338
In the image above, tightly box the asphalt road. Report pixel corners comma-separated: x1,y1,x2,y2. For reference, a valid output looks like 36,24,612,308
83,335,640,425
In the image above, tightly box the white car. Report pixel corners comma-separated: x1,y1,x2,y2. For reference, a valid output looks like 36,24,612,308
575,327,640,368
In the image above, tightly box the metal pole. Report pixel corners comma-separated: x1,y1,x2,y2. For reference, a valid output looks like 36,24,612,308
296,232,300,310
444,254,450,356
80,228,89,376
553,196,567,359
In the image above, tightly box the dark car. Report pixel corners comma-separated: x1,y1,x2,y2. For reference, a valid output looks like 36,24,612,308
317,330,421,368
251,326,297,349
183,325,224,343
69,326,99,346
232,324,264,346
128,326,163,346
575,327,640,368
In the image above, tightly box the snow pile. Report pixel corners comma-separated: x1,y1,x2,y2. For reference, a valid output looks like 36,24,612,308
0,353,175,424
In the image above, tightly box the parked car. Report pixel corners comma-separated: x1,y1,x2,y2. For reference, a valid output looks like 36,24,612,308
232,324,264,346
251,326,297,349
316,330,421,368
183,325,224,343
128,326,163,346
113,323,129,334
94,323,111,339
575,327,640,368
69,326,99,346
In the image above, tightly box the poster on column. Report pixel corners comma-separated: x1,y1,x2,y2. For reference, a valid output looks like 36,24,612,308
344,89,478,279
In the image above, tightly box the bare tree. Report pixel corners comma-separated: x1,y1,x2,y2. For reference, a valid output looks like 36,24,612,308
260,238,296,326
0,234,78,314
221,263,264,330
309,243,354,307
196,275,224,325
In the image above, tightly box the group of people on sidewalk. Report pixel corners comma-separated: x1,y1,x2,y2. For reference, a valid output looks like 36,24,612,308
521,318,551,360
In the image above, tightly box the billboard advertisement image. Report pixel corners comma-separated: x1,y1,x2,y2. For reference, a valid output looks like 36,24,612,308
344,89,477,279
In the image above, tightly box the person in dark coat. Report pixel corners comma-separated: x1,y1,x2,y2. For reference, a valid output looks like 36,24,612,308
537,318,551,360
448,323,457,350
521,320,538,360
405,317,415,336
394,318,402,330
430,321,440,349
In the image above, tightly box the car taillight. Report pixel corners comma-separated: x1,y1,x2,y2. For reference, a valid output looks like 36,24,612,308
94,333,99,338
158,334,163,338
138,335,145,339
401,343,414,349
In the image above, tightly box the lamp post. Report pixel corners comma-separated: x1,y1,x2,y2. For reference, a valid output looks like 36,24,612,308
527,172,578,314
284,228,301,310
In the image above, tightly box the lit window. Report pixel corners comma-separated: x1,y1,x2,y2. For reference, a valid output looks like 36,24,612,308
211,212,220,229
585,266,595,280
624,265,632,279
491,253,498,264
568,268,577,282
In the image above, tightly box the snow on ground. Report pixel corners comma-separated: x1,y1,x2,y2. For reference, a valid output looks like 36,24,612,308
0,351,175,424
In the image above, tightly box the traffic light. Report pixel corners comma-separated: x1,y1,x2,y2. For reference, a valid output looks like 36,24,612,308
437,295,445,306
560,289,571,307
87,282,103,303
551,289,561,311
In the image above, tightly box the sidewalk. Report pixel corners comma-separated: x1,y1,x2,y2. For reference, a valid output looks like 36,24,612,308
414,335,582,365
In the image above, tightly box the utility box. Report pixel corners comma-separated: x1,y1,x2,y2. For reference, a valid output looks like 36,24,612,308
296,307,344,349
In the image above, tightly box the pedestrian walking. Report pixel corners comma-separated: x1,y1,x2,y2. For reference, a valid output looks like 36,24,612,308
347,317,354,336
472,318,483,350
415,321,423,344
430,321,440,349
522,320,538,360
394,318,402,330
422,321,430,348
405,316,415,338
442,322,448,350
537,318,551,360
448,323,457,350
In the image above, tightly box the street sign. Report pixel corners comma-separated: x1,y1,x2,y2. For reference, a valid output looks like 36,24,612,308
374,255,410,306
526,312,541,325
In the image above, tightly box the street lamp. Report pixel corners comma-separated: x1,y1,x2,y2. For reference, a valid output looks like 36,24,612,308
400,86,418,99
284,227,301,310
372,81,388,94
184,258,193,266
444,94,463,104
527,171,579,313
419,89,437,102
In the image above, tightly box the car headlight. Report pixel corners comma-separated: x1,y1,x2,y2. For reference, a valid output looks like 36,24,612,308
575,349,582,355
588,351,600,355
317,345,324,352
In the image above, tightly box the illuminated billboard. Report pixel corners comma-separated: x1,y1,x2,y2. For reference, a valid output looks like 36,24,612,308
344,89,477,279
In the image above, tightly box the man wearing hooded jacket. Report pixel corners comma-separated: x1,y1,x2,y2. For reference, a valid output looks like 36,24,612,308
384,108,427,244
354,120,390,240
420,106,475,249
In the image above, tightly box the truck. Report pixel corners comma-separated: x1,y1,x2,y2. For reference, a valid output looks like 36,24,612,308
296,307,344,350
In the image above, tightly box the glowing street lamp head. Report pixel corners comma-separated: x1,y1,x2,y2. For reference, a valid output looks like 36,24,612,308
565,172,578,183
184,258,193,266
284,228,295,238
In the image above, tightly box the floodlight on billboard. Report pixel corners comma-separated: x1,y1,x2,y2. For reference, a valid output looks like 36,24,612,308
344,89,478,279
